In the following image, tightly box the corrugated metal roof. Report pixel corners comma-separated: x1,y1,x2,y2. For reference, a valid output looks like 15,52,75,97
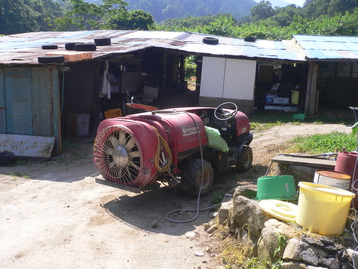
293,35,358,61
0,30,306,65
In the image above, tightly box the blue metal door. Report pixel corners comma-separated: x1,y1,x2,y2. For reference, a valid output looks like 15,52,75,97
5,67,33,135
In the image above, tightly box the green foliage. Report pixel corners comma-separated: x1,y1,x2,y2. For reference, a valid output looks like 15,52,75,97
0,0,50,34
201,14,239,37
157,2,358,41
126,0,256,22
53,0,155,31
184,56,196,81
250,0,276,22
9,172,31,179
212,193,224,205
108,9,155,30
289,132,357,154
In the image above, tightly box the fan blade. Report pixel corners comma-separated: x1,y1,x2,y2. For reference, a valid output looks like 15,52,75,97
108,135,119,147
128,151,140,158
129,161,140,171
105,147,114,155
125,138,135,151
118,131,126,146
108,161,116,169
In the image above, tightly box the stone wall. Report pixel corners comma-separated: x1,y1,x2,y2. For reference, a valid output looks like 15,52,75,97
214,186,357,269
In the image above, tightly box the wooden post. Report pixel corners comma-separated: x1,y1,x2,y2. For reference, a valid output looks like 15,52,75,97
305,62,318,116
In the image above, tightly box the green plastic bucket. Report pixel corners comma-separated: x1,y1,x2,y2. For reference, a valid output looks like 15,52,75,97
256,175,298,200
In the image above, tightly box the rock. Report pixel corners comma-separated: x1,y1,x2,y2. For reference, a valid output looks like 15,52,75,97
301,248,320,266
194,251,204,257
281,261,308,268
210,212,218,219
283,238,307,261
207,225,218,234
230,195,270,237
347,249,358,265
233,186,257,200
257,219,295,264
185,231,197,238
151,220,159,228
218,200,232,224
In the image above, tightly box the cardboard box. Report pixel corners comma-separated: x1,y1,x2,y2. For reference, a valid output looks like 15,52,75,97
66,114,89,136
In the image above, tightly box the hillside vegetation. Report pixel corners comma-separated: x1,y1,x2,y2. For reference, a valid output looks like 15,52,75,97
0,0,357,40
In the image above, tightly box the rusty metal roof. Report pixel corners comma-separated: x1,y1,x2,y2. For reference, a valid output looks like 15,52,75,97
1,31,357,65
0,30,307,65
293,35,358,61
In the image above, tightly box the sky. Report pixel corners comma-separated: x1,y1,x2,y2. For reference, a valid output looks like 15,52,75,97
285,0,305,6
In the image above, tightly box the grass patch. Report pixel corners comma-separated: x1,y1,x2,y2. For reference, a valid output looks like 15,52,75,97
288,132,356,154
249,110,353,132
9,172,31,179
220,236,265,269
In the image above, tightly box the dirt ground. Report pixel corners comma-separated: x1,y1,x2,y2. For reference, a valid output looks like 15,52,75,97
0,122,352,269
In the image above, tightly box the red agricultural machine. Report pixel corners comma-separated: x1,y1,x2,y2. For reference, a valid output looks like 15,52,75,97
93,102,253,196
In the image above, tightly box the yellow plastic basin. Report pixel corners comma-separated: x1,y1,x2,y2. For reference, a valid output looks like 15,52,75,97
296,182,355,235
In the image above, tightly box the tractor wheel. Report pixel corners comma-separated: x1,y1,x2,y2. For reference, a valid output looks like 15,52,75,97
180,159,214,197
236,145,253,173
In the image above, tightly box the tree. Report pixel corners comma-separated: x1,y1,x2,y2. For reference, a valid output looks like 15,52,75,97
54,0,155,31
328,0,358,16
269,4,302,27
250,0,276,22
202,14,239,37
53,0,128,30
0,0,40,34
109,9,155,30
28,0,64,31
302,0,330,19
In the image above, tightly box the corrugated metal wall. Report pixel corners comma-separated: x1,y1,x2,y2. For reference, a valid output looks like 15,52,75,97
0,66,60,154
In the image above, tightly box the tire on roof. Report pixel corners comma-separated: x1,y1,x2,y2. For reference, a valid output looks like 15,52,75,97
65,42,85,50
75,43,97,51
244,36,256,42
203,37,219,45
38,56,65,63
94,38,111,46
42,44,58,49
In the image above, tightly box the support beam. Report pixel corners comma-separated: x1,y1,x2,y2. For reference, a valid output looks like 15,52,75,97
305,62,319,116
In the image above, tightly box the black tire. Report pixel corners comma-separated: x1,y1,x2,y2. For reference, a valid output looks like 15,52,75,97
236,145,253,173
75,43,96,51
42,44,58,49
94,38,111,46
180,159,214,197
65,42,84,50
38,56,65,63
203,37,219,45
244,36,256,42
0,151,15,165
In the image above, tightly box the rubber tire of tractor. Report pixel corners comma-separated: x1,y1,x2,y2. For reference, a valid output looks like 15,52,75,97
180,159,214,197
236,145,253,173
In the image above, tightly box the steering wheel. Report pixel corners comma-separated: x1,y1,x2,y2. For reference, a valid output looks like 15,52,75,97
214,102,238,121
